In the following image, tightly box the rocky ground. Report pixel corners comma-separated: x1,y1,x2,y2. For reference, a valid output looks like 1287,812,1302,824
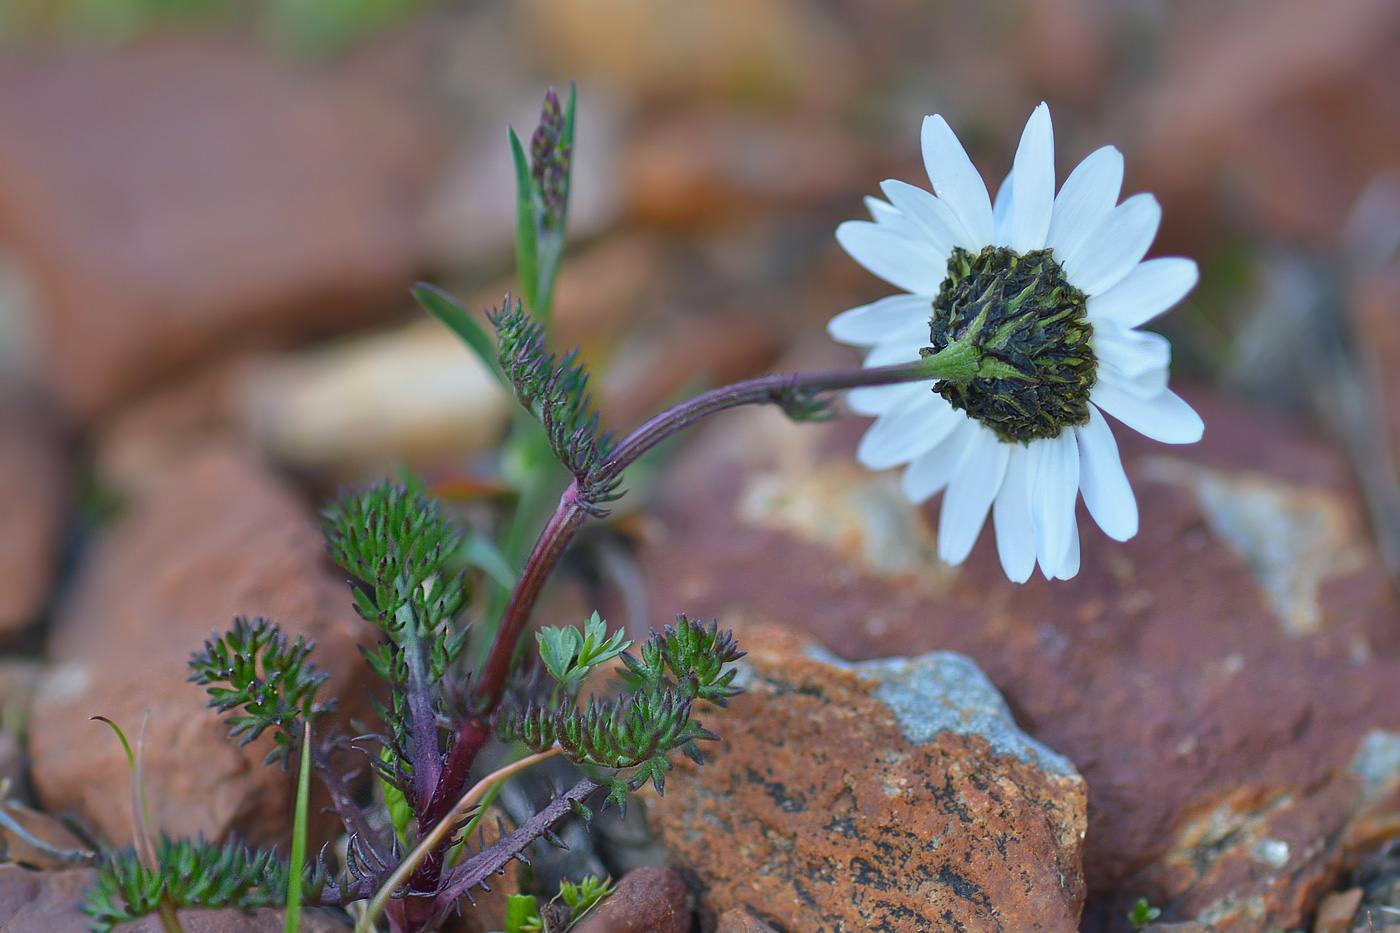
0,1,1399,932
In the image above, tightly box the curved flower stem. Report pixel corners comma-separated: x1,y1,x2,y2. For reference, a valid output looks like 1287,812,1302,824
471,354,961,714
354,747,562,933
594,357,956,487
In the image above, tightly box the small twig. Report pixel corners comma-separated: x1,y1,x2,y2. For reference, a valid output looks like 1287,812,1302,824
353,747,562,933
0,782,96,866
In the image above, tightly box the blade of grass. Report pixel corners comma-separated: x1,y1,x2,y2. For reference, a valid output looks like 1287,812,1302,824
285,720,312,933
509,127,539,313
412,283,506,389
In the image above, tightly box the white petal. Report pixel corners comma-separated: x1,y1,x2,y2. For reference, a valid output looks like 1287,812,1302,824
1008,102,1055,253
921,114,995,246
847,381,926,416
1046,145,1123,256
1088,257,1199,329
857,391,960,469
1091,322,1171,378
837,221,950,295
992,446,1036,583
992,169,1014,246
1050,523,1080,580
1096,361,1168,399
901,418,977,502
1075,405,1138,541
828,294,932,346
879,179,974,254
1059,193,1162,295
1028,431,1080,577
1092,383,1204,444
937,434,1010,565
865,196,922,239
863,326,930,368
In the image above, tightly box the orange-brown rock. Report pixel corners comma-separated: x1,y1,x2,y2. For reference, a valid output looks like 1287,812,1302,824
635,389,1400,933
27,440,369,847
715,907,779,933
0,395,64,636
0,39,442,420
650,624,1087,933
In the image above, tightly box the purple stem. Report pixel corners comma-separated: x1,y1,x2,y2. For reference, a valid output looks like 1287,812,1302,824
470,359,931,713
429,776,601,918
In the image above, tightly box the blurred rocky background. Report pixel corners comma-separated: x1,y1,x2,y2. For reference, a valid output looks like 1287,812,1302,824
0,1,1398,932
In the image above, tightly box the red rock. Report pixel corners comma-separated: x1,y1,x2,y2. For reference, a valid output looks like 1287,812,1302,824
27,440,370,847
650,624,1087,933
1137,0,1400,247
634,388,1400,933
0,39,442,419
0,395,64,635
569,866,690,933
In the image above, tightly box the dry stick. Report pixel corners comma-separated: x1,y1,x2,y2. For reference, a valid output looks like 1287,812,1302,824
353,747,562,933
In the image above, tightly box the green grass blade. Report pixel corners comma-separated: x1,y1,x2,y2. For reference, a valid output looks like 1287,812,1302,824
284,721,312,933
460,532,518,590
411,283,506,389
509,126,540,313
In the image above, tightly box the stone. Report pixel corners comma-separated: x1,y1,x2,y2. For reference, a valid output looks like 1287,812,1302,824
648,624,1087,933
0,864,350,932
27,440,370,847
0,38,442,419
0,395,65,636
239,318,511,474
1138,0,1400,247
1314,888,1364,933
569,866,690,933
634,388,1400,933
621,110,861,230
715,907,780,933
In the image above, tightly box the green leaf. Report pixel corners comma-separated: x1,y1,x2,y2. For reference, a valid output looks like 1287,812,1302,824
509,127,540,313
284,721,311,933
459,532,517,591
378,745,412,847
412,283,507,389
537,612,631,695
504,894,540,933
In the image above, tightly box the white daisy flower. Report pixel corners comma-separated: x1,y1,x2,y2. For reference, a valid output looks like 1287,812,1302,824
828,103,1204,582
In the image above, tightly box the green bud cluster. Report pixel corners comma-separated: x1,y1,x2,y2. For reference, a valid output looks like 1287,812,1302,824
927,245,1096,443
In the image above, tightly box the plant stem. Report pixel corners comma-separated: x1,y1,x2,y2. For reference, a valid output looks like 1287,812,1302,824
596,356,955,485
472,356,947,712
429,776,600,915
475,483,589,712
354,748,562,933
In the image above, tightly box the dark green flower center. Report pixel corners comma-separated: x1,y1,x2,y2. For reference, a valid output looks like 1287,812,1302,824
924,245,1095,443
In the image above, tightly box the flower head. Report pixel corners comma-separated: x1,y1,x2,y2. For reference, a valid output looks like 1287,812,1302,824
829,103,1203,582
